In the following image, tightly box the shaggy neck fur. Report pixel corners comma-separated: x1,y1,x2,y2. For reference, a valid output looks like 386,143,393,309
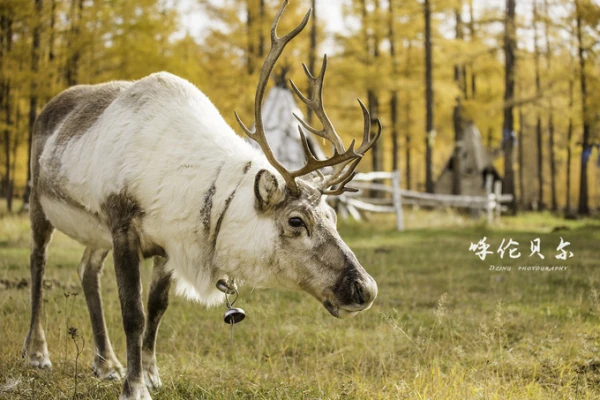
156,163,281,307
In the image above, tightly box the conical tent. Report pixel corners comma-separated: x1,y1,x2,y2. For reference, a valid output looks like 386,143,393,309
436,122,501,196
248,82,326,170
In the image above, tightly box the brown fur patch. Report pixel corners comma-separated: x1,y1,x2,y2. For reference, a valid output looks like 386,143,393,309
200,163,224,233
33,82,131,188
212,162,254,250
53,82,131,146
254,169,282,211
102,191,143,234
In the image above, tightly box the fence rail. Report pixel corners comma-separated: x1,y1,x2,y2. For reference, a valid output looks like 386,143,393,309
337,170,514,231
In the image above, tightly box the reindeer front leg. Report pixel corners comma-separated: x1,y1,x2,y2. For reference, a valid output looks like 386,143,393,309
78,247,124,380
104,194,151,400
142,256,171,390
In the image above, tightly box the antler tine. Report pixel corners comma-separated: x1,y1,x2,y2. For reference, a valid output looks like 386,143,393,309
235,0,312,196
326,158,361,187
291,112,322,136
289,55,345,153
301,62,317,80
233,112,254,136
322,171,359,196
318,99,382,194
297,125,320,162
271,0,311,44
292,126,360,178
356,99,382,154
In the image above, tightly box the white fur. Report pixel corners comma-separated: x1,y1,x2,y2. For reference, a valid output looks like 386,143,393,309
40,195,113,249
38,72,280,306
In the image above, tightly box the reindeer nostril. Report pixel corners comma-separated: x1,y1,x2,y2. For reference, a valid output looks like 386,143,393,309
354,281,365,305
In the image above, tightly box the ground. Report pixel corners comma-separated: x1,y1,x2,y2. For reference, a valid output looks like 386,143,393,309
0,208,599,399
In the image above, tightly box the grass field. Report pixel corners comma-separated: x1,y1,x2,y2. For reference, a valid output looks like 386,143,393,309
0,209,599,399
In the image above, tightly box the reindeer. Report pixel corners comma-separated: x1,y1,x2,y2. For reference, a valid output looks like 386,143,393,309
22,1,380,399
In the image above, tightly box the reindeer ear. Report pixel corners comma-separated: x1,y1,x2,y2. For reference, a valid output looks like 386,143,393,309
254,169,284,211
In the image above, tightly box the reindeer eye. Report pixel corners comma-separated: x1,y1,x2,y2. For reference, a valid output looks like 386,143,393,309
288,217,305,228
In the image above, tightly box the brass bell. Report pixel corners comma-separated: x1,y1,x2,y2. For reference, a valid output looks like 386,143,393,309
224,307,246,324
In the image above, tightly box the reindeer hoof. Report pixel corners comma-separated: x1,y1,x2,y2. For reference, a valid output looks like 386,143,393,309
142,361,162,390
93,357,125,380
119,382,152,400
26,351,52,369
22,337,52,370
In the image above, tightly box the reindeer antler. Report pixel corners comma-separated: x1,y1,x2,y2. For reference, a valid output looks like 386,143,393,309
235,0,381,197
290,59,381,195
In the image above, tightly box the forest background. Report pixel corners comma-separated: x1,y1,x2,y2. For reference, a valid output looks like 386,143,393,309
0,0,598,215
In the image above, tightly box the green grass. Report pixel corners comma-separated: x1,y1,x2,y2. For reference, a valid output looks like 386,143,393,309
0,210,599,399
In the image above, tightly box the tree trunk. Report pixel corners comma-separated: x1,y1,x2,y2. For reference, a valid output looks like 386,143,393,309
518,106,525,205
452,99,463,195
470,67,476,99
405,96,412,190
468,0,476,98
390,91,399,171
361,0,382,176
453,3,464,88
25,0,43,208
533,0,545,210
2,15,13,211
368,90,380,171
535,114,543,209
0,12,9,206
548,115,556,210
405,41,412,190
566,77,573,212
3,82,11,212
66,0,83,86
424,0,434,193
49,0,55,63
543,0,557,211
47,0,56,96
307,0,316,125
371,0,382,174
11,91,21,198
388,0,399,171
575,0,589,215
452,4,464,195
502,0,517,213
246,0,254,75
258,0,265,58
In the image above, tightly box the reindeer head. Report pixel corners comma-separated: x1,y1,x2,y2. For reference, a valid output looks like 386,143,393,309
234,1,380,318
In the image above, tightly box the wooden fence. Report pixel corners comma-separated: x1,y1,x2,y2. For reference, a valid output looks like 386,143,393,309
336,171,514,231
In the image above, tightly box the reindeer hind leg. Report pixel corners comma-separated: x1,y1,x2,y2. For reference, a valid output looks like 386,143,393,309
23,193,54,369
